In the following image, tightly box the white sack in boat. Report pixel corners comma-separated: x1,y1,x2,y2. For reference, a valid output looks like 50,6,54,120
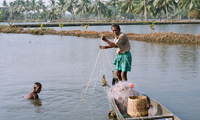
110,81,140,115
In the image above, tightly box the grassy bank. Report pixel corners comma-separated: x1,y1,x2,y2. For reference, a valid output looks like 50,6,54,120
0,25,200,44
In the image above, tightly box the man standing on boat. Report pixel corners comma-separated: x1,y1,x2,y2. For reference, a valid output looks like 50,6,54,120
99,24,132,81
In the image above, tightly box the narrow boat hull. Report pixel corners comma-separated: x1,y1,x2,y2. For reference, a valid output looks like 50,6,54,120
108,91,181,120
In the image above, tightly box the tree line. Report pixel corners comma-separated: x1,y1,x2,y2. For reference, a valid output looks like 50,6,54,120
0,0,200,22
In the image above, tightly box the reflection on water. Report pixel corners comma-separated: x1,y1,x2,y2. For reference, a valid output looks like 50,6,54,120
31,99,42,107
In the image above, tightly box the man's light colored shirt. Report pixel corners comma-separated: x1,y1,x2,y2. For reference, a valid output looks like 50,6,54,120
114,32,131,54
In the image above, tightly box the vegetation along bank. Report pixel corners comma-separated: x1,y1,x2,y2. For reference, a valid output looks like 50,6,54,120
1,25,200,44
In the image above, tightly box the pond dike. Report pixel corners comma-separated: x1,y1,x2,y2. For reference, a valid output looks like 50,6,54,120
1,25,200,44
12,21,200,28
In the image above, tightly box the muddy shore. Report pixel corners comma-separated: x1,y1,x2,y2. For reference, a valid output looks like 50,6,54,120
1,25,200,44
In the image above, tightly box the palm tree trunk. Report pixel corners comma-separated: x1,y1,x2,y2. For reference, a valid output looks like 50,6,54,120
52,10,54,20
96,11,98,21
18,12,20,20
33,11,35,20
21,12,24,20
43,11,46,21
129,11,131,21
99,8,101,21
188,9,191,21
99,12,101,21
165,5,168,21
144,0,147,22
63,11,65,20
25,11,27,21
38,12,40,20
114,0,116,21
98,8,100,21
140,13,143,21
180,9,182,21
159,10,161,21
72,9,75,21
84,11,87,21
11,10,13,20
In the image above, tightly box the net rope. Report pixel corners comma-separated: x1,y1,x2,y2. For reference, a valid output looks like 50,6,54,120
81,39,144,120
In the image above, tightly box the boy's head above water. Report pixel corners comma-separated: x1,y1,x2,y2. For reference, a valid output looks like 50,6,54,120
33,82,42,93
24,82,42,99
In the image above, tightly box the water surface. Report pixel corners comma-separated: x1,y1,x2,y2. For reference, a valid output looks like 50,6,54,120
0,25,200,120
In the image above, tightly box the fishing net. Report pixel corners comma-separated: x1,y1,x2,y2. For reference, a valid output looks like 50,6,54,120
110,81,140,115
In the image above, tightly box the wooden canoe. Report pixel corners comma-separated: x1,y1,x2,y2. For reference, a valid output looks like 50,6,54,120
107,91,181,120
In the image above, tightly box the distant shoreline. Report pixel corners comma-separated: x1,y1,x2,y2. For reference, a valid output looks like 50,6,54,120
1,25,200,45
9,21,200,28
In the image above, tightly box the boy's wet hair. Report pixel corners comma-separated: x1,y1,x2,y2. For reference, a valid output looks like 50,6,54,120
33,82,42,88
111,24,121,31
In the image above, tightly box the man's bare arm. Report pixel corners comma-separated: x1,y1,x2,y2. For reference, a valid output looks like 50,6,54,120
101,35,117,48
99,45,113,49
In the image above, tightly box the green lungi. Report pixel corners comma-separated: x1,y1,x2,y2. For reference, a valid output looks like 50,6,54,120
113,51,132,72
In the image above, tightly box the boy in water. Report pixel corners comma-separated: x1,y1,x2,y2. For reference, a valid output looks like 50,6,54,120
24,82,42,99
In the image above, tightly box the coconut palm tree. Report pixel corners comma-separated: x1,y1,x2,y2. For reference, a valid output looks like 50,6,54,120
105,8,113,21
173,1,183,21
154,0,177,21
65,0,78,21
54,5,62,20
144,0,147,21
56,0,66,20
8,2,15,20
134,0,156,21
178,0,200,21
153,0,165,21
11,0,25,20
119,0,136,21
190,8,200,20
1,0,9,20
47,0,57,21
35,5,40,19
75,0,91,21
12,1,19,20
2,0,8,7
25,0,31,21
31,0,36,20
36,0,46,20
17,0,25,20
106,0,119,21
90,0,108,21
89,3,99,20
117,1,127,20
